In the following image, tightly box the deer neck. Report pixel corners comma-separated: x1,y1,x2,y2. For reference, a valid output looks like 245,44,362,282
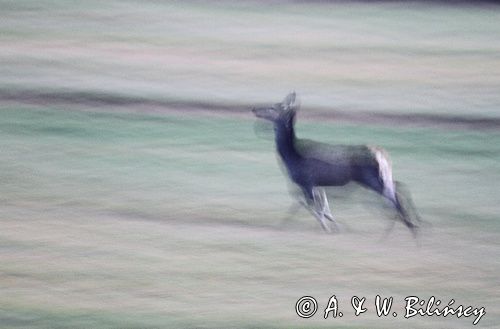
275,121,301,163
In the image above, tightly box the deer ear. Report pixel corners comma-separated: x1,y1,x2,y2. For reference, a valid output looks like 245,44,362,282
282,92,299,111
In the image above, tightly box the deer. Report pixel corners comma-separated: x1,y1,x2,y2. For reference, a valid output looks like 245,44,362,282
252,92,420,236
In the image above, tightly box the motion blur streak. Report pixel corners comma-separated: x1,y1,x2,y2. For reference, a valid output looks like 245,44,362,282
1,1,499,328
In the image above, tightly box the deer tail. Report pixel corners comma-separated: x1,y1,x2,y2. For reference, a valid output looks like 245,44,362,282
369,146,396,202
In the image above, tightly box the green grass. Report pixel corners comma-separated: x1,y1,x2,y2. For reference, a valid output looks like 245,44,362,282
1,1,500,328
1,106,499,328
1,0,500,116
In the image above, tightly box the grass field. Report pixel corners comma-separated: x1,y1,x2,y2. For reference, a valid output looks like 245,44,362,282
1,1,500,328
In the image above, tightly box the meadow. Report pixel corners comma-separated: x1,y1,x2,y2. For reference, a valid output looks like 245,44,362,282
1,1,500,328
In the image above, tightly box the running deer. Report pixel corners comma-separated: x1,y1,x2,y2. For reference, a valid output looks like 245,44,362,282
252,92,419,236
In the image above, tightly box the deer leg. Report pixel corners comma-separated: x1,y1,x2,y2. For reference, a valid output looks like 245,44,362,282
358,168,419,237
300,186,331,233
312,187,332,233
320,189,334,221
393,183,420,238
319,188,341,232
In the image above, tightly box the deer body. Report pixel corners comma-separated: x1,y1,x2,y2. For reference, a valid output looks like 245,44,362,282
253,92,418,235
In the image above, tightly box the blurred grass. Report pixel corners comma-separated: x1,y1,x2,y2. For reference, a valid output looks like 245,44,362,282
1,0,500,116
1,1,500,328
1,106,499,328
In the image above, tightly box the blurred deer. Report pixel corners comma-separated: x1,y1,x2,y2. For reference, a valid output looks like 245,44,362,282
252,92,419,236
